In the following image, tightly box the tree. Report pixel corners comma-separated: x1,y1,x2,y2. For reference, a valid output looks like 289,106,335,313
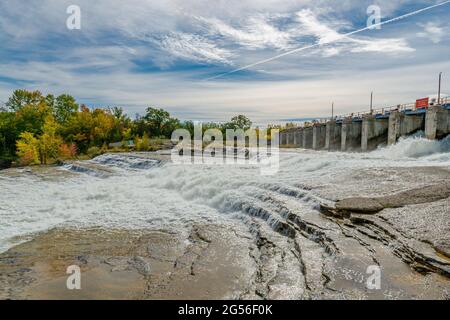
16,132,40,165
224,115,252,131
110,106,125,120
45,94,56,109
162,117,181,137
15,100,52,136
6,90,45,112
91,108,115,146
58,143,77,160
54,94,79,123
38,116,62,164
0,111,18,163
108,107,132,142
144,107,171,137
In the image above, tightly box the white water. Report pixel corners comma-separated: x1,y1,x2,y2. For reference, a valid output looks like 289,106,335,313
1,134,449,253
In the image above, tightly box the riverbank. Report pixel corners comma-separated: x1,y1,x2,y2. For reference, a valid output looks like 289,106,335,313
0,138,174,170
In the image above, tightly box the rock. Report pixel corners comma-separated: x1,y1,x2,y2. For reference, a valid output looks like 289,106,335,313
130,256,151,275
335,197,384,214
376,183,450,208
319,203,350,218
434,242,450,260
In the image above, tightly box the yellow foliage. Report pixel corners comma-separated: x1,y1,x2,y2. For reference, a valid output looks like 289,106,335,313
16,132,40,165
135,133,150,151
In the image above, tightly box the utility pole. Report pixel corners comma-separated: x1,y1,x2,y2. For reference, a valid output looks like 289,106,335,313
438,72,442,105
370,92,373,114
331,102,334,120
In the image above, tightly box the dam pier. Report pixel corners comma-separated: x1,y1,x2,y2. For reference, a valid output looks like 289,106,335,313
280,97,450,151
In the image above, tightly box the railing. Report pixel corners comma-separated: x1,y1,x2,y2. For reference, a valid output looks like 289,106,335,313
281,96,450,131
332,96,449,121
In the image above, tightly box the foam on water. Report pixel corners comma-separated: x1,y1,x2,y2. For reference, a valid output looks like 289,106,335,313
1,134,449,252
371,132,450,159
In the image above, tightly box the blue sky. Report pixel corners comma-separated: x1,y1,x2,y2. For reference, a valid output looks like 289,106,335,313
0,0,449,124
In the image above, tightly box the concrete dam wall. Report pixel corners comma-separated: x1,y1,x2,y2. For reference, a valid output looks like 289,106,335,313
280,104,450,152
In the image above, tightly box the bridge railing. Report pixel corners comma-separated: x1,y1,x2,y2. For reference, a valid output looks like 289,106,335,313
281,96,450,131
335,96,449,121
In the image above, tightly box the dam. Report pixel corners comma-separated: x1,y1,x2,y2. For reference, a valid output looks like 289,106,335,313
280,97,450,151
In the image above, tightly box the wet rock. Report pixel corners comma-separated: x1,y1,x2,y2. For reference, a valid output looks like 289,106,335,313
376,183,450,208
129,256,151,275
328,182,450,216
319,203,350,218
335,198,384,214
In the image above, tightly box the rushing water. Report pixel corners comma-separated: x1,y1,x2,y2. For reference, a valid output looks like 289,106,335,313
1,133,449,254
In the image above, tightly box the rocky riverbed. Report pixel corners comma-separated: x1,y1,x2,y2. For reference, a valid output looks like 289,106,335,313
1,173,449,299
1,140,449,299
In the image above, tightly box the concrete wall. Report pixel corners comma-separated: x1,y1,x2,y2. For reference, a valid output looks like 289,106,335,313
361,115,389,151
425,106,450,140
388,111,425,145
313,124,326,150
325,120,342,151
341,118,362,151
303,127,313,149
280,132,287,145
288,132,295,145
295,130,303,147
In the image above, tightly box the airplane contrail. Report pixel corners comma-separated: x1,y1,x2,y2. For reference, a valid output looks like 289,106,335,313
205,1,450,81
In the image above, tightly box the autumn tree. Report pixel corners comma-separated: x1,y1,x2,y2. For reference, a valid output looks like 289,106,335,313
38,116,62,164
16,132,40,166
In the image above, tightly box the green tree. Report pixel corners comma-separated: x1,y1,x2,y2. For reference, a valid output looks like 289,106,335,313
224,115,252,131
54,94,79,123
144,107,171,137
59,105,87,152
15,101,52,136
108,107,132,142
0,111,18,164
110,106,125,120
6,90,45,112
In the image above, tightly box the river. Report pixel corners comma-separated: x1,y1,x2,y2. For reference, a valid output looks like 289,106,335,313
1,133,449,299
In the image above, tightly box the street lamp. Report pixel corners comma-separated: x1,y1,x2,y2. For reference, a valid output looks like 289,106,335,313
438,72,442,105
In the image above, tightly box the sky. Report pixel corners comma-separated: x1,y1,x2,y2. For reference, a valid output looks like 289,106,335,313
0,0,449,124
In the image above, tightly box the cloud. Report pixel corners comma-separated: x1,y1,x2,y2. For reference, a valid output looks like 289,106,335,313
294,9,414,55
156,33,234,66
196,14,294,50
417,22,445,44
0,0,449,122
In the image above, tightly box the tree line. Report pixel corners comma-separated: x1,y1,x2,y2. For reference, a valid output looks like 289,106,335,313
0,89,268,168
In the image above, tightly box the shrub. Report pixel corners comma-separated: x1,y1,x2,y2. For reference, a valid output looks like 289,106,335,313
58,143,77,160
87,146,102,158
135,133,150,151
